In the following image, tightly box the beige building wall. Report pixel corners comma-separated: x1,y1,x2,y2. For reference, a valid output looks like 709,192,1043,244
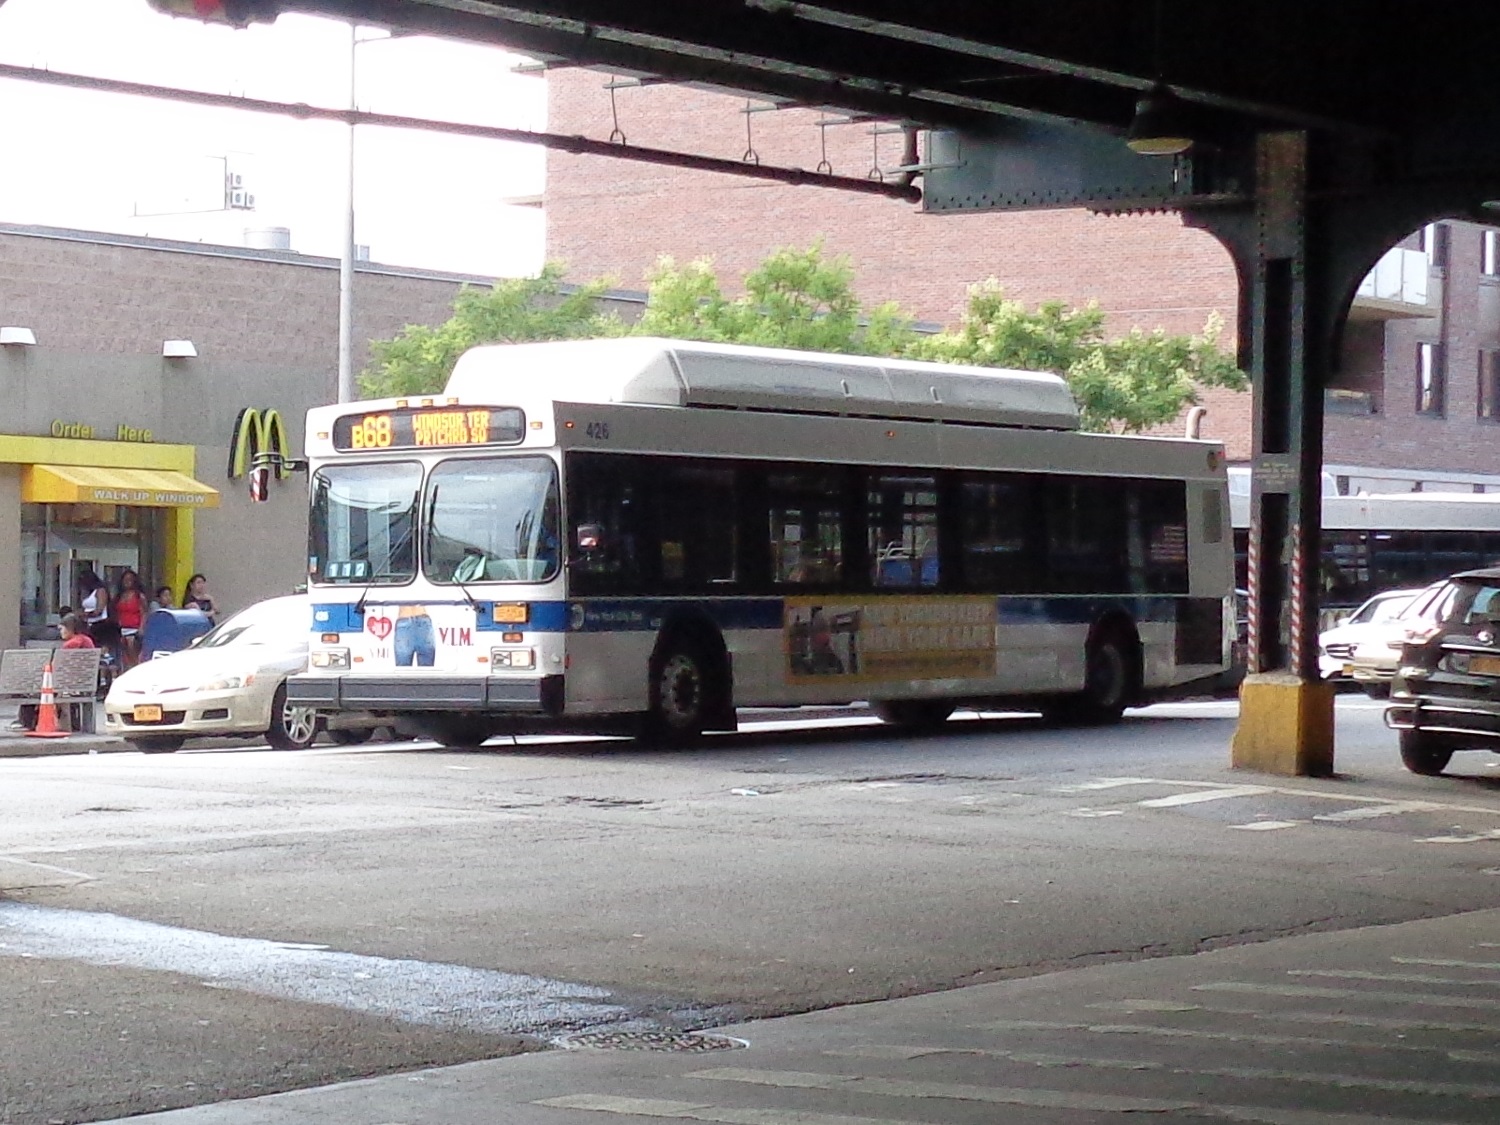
0,466,20,651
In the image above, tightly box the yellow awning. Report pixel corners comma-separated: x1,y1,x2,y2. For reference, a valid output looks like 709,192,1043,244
22,464,221,508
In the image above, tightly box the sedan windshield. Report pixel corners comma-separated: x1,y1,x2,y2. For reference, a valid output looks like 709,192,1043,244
195,599,308,649
309,462,421,585
425,456,560,584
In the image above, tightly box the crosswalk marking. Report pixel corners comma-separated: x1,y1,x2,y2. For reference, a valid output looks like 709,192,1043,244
686,1067,1198,1113
541,1090,1469,1125
1195,980,1500,1009
808,1047,1500,1101
1092,1000,1500,1034
1229,820,1303,831
1312,801,1442,822
1290,968,1500,987
535,1093,920,1124
1393,956,1500,971
1138,786,1272,808
1419,830,1500,844
973,1019,1500,1061
1052,776,1160,792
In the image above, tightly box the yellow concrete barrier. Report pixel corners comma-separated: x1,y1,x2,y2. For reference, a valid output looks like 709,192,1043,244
1232,672,1336,777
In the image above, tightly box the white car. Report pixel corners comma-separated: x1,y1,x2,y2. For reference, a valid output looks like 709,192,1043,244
1346,580,1459,697
105,594,374,753
1317,587,1422,680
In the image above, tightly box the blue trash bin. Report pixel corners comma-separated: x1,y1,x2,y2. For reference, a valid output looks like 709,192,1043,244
141,607,213,660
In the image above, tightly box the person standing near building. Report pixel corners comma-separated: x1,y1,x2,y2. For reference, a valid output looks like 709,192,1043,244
182,573,217,623
76,568,113,653
114,569,146,668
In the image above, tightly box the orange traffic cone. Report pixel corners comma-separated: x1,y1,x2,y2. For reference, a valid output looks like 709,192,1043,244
27,661,69,740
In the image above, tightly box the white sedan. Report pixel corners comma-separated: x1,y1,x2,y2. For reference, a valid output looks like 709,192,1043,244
104,594,372,753
1317,587,1422,680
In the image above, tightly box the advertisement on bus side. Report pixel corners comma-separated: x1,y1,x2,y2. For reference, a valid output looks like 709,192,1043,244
783,596,997,683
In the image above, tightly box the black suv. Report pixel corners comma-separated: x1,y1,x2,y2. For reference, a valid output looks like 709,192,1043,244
1386,568,1500,775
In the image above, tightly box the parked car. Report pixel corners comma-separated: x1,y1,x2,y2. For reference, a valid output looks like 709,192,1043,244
1345,580,1457,698
1387,568,1500,775
1318,587,1423,681
104,594,377,753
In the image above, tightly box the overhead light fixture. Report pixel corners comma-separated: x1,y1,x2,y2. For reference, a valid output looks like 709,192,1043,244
162,339,198,358
1126,84,1194,156
0,326,36,346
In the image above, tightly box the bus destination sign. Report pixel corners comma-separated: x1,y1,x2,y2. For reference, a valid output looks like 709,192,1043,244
333,406,525,451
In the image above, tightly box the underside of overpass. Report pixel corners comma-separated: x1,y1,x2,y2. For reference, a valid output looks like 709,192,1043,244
146,0,1500,773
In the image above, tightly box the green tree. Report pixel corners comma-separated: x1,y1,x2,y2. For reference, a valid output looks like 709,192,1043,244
361,248,1244,434
637,243,917,355
911,280,1245,432
358,264,621,398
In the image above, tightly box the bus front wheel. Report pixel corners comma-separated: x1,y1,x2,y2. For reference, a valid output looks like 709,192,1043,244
642,637,720,745
424,716,494,748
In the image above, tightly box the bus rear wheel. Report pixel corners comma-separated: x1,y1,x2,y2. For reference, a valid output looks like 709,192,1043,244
642,638,720,745
1047,629,1135,725
1080,633,1133,724
872,700,955,730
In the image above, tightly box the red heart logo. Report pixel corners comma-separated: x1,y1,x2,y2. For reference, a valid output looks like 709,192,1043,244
366,616,393,640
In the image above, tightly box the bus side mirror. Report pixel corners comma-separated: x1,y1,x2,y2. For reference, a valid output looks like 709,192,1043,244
576,524,604,552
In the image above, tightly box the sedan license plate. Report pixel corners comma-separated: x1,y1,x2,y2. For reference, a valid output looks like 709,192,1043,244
1341,663,1354,677
132,704,163,722
1470,655,1500,676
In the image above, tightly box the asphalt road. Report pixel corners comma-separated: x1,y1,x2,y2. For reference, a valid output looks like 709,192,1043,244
5,696,1500,1124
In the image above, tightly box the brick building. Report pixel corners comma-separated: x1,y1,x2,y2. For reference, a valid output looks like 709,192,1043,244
544,74,1500,492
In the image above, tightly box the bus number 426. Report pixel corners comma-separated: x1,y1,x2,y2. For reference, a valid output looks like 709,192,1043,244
585,421,610,440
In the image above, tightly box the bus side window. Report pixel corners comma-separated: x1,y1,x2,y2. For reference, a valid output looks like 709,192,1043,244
1046,476,1127,594
656,462,739,588
959,475,1034,593
867,473,939,588
768,470,845,587
566,453,646,595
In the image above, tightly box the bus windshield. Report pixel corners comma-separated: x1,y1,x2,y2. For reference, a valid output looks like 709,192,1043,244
425,455,560,584
309,462,420,584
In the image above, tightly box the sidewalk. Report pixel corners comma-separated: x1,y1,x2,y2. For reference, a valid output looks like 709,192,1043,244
0,701,128,757
100,907,1500,1125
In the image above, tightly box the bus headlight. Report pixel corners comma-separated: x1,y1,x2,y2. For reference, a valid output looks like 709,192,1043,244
490,647,535,670
310,648,351,669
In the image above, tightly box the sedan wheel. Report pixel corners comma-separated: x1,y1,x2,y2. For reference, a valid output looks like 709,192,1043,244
266,683,319,750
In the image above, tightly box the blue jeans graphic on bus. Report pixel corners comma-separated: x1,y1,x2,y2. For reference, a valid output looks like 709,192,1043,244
394,614,435,667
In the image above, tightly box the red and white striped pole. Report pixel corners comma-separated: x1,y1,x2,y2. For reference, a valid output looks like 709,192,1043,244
1288,527,1304,678
1245,514,1260,673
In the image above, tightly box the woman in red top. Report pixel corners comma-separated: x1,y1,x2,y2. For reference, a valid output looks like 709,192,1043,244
114,569,146,668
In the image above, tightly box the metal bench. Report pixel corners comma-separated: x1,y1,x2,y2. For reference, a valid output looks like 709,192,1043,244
0,647,104,732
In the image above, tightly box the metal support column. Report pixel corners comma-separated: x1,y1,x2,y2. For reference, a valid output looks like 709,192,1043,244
1231,131,1335,776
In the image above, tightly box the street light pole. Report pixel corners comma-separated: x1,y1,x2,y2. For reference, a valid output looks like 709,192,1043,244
336,21,356,403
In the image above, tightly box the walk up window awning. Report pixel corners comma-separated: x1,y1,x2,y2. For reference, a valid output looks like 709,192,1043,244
22,465,220,508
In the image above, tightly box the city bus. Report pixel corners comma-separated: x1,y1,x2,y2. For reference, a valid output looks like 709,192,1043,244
1229,486,1500,624
286,338,1235,746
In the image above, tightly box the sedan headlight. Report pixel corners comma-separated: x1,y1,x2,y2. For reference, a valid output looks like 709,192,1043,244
195,673,254,692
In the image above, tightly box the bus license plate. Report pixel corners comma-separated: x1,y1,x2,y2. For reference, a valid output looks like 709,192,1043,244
133,704,163,722
1471,655,1500,676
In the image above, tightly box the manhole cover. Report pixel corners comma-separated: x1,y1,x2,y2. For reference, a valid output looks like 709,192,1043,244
555,1030,748,1052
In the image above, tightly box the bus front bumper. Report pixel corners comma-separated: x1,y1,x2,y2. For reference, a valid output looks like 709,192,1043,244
286,673,564,715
